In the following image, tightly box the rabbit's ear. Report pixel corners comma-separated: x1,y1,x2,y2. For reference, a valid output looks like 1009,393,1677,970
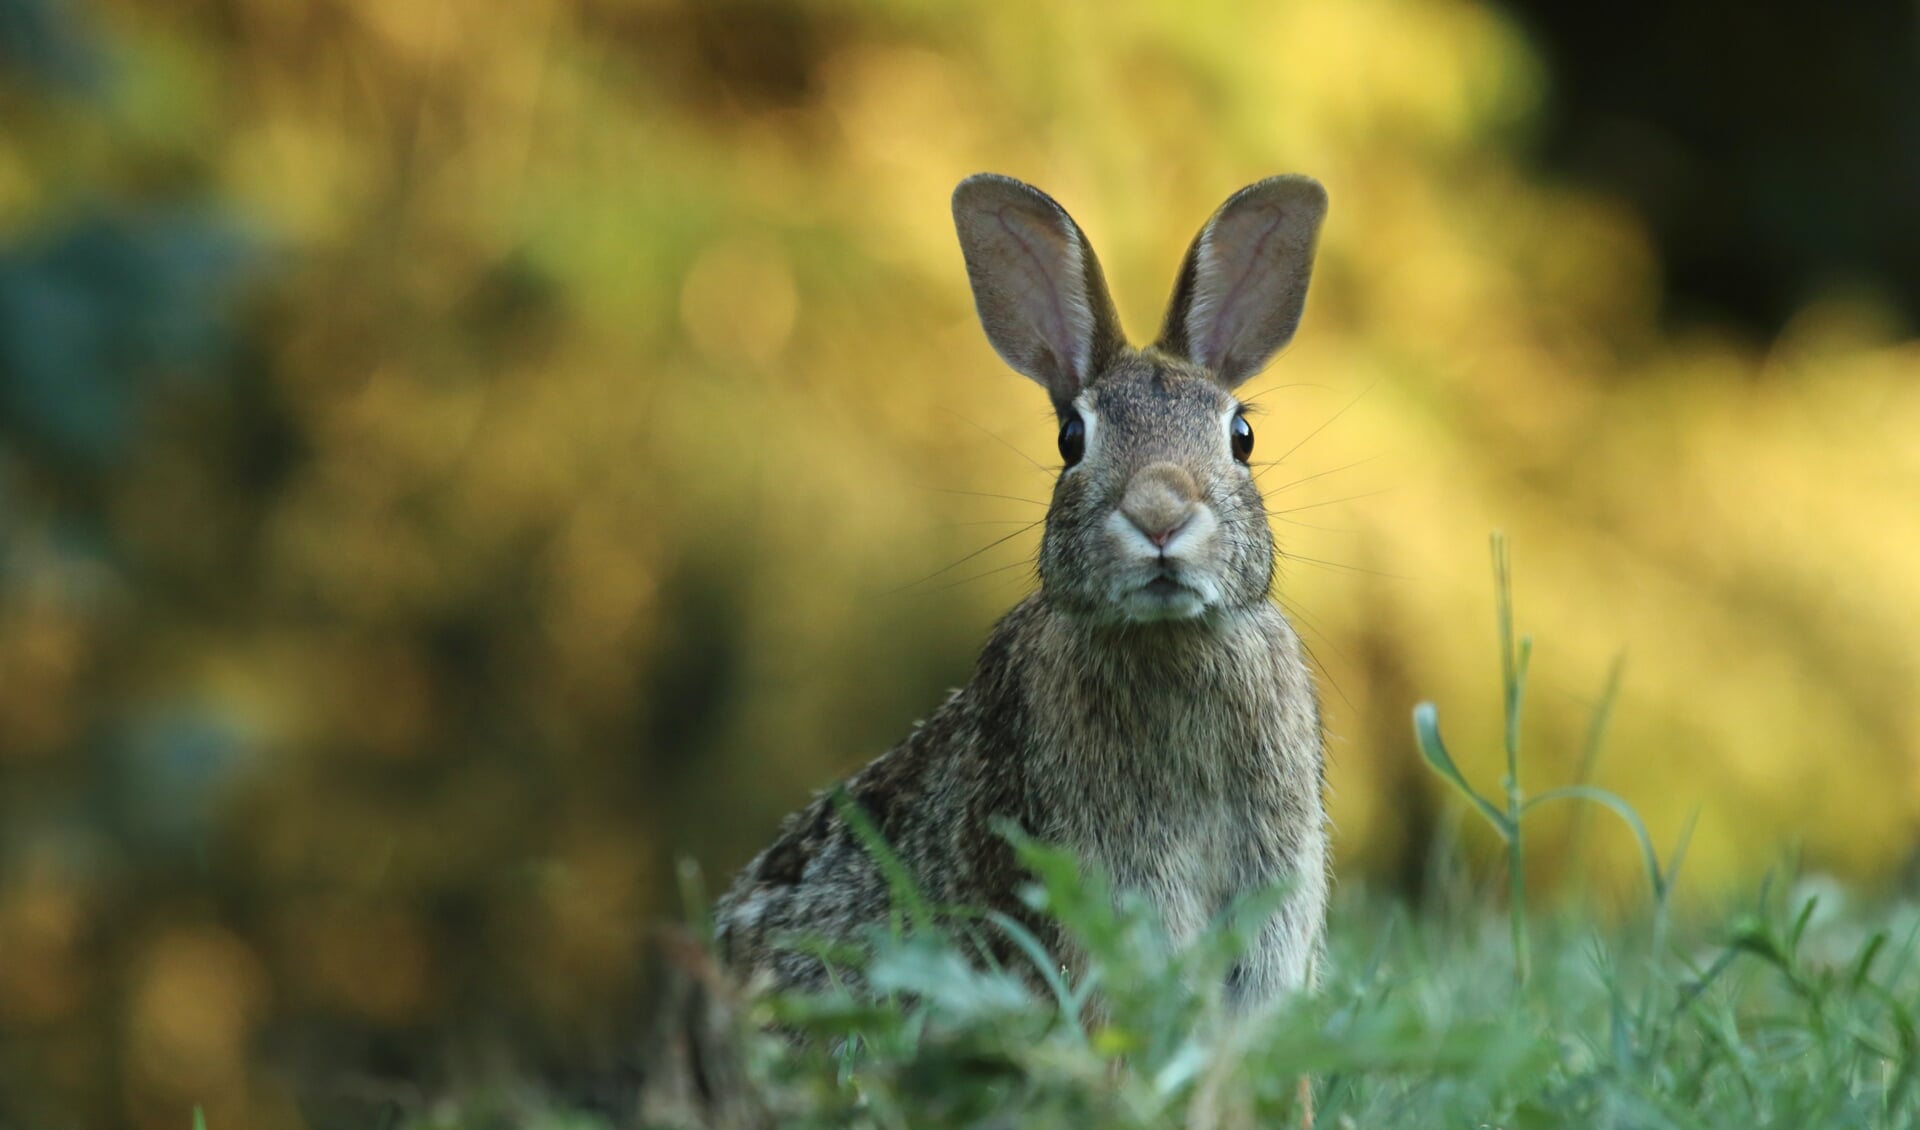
953,174,1125,403
1156,176,1327,388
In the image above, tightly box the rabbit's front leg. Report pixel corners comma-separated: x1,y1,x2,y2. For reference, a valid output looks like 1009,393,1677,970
1223,870,1326,1011
1225,882,1325,1129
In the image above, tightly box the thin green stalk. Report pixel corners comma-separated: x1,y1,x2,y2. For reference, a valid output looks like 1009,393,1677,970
1493,533,1531,986
1505,818,1528,984
1415,535,1671,990
1567,654,1626,897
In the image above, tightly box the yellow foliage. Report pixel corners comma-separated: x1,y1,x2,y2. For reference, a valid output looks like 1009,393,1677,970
0,0,1914,1120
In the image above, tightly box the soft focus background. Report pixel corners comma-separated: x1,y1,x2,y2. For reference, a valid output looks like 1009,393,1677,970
1,0,1917,1125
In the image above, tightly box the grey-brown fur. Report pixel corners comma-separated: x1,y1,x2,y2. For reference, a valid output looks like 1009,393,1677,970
715,173,1332,1012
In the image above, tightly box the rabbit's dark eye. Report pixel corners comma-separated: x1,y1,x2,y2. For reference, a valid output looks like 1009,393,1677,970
1058,413,1086,468
1230,412,1254,463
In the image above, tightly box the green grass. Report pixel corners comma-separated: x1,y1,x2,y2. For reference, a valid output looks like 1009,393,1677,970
462,859,1914,1130
417,541,1920,1129
632,861,1917,1129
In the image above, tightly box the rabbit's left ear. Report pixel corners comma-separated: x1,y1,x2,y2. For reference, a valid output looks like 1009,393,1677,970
1156,176,1327,388
953,174,1126,405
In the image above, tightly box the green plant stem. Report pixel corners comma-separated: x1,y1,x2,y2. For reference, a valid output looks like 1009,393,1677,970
1506,806,1529,986
1418,536,1680,990
1493,533,1531,986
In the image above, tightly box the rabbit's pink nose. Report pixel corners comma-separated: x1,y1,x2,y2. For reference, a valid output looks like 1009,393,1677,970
1135,517,1189,549
1120,462,1201,550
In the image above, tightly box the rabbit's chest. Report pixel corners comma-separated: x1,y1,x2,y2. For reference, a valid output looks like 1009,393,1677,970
1104,803,1246,946
1044,705,1297,944
1017,604,1325,946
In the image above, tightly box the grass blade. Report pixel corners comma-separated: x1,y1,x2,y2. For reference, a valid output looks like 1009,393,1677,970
1412,702,1510,837
1523,785,1667,901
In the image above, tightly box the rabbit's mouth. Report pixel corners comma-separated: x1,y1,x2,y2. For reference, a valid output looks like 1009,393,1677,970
1115,569,1212,622
1142,575,1188,598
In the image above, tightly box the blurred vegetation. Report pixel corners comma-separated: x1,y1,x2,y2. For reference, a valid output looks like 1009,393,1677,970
616,844,1920,1130
0,0,1915,1126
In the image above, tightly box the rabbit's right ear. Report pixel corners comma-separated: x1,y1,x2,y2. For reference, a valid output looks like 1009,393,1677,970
1156,176,1327,388
952,174,1125,404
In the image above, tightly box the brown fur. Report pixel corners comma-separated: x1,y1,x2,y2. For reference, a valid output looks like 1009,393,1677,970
714,174,1332,1011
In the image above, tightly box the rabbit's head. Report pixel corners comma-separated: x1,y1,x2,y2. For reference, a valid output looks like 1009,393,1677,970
953,174,1327,624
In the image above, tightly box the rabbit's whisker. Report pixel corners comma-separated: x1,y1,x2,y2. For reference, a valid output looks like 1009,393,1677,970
1273,489,1390,515
1274,596,1356,712
1212,513,1323,535
1239,380,1337,405
1208,512,1354,535
1267,384,1373,468
1275,515,1354,533
926,557,1039,595
1278,551,1404,581
932,488,1050,507
888,520,1045,595
941,408,1053,475
1259,455,1380,490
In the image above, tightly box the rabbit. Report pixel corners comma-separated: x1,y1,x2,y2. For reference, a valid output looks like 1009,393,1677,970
713,173,1331,1014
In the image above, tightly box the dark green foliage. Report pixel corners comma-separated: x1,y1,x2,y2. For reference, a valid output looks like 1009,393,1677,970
0,213,250,468
0,0,96,87
516,839,1919,1130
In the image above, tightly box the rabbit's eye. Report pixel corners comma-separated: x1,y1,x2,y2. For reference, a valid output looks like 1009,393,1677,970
1058,413,1086,468
1230,412,1254,463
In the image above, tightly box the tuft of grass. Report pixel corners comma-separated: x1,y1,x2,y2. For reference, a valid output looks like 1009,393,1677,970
1413,532,1691,985
604,851,1917,1129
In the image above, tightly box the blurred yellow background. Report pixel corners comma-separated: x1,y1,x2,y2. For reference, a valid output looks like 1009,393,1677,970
1,0,1916,1125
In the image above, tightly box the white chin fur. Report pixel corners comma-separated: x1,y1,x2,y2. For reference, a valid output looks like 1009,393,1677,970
1117,584,1211,622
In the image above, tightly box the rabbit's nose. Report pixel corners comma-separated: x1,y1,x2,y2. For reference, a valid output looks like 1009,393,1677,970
1121,463,1201,549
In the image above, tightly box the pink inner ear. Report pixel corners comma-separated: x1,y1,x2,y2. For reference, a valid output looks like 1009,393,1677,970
1194,204,1289,373
991,205,1085,379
